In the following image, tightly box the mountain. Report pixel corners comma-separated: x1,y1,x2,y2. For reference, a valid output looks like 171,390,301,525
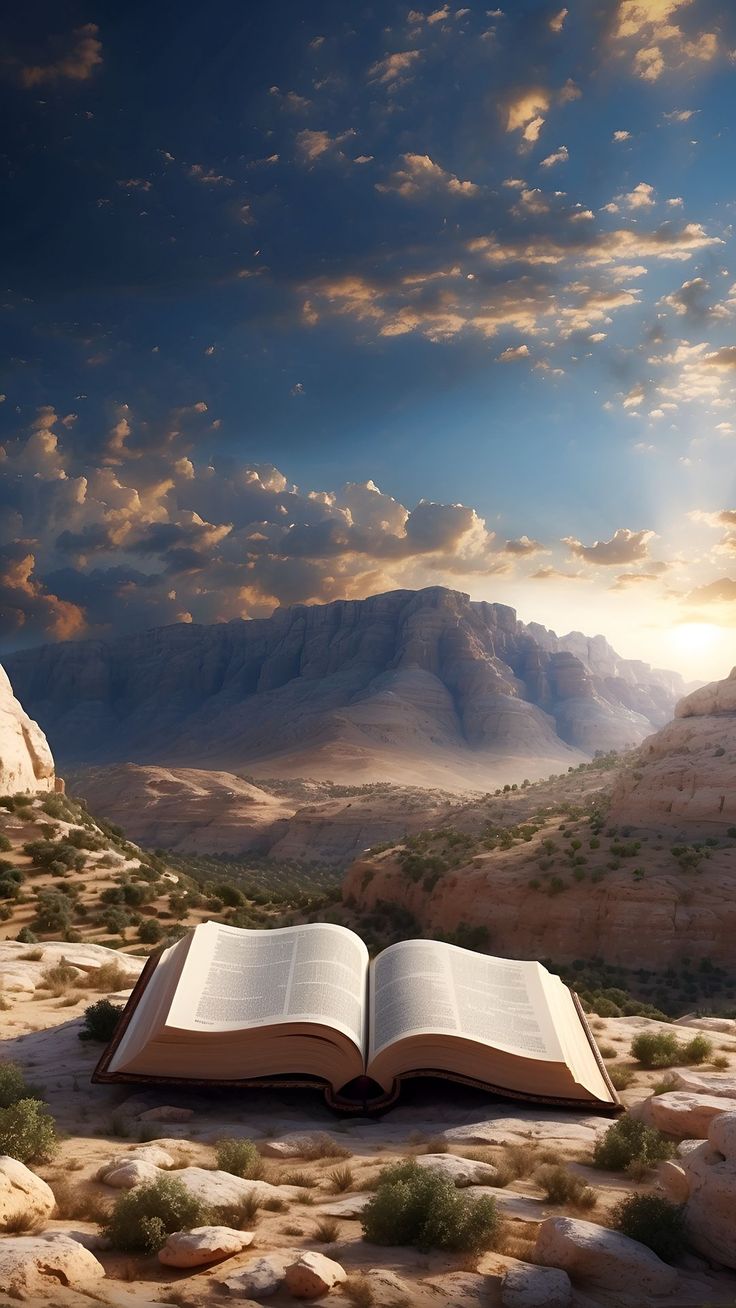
611,666,736,833
4,587,687,791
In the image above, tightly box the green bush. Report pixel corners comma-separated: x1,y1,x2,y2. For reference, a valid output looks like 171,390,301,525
0,834,11,852
361,1159,501,1253
0,1062,42,1109
32,890,74,934
15,927,37,944
612,1193,686,1262
138,918,163,945
215,1137,263,1179
79,999,125,1043
103,1175,209,1252
593,1116,674,1174
631,1030,713,1069
0,1098,58,1163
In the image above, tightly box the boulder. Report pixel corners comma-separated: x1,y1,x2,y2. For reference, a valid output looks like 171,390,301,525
0,1156,55,1231
318,1192,370,1219
221,1252,293,1297
121,1144,177,1169
97,1158,161,1189
414,1152,498,1186
158,1225,254,1267
0,1232,105,1299
138,1105,194,1123
534,1216,678,1294
284,1251,347,1299
502,1262,572,1308
260,1131,343,1159
171,1166,301,1209
657,1160,690,1204
633,1090,736,1137
670,1069,736,1098
670,1110,736,1268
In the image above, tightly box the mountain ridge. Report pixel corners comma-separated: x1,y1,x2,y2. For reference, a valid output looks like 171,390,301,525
4,586,688,790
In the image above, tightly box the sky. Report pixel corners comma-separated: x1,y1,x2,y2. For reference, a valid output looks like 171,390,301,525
1,0,736,681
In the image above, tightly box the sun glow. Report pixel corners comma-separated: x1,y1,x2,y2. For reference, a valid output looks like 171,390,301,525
670,623,722,657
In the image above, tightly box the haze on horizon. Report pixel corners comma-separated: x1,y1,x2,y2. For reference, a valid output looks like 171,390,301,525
1,0,736,683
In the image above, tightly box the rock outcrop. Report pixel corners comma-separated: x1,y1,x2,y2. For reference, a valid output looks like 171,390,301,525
0,664,55,794
5,587,685,790
612,667,736,832
0,1157,55,1232
534,1215,678,1295
660,1110,736,1269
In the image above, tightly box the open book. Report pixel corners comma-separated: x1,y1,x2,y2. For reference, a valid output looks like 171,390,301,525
94,921,619,1111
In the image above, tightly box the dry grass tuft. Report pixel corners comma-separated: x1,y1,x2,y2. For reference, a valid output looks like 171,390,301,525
326,1164,354,1193
313,1216,340,1243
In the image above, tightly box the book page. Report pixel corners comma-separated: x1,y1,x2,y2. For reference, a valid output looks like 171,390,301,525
369,939,564,1062
166,921,369,1050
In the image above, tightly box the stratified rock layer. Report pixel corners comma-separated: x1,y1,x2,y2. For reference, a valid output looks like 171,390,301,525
612,667,736,831
0,664,55,793
5,587,685,789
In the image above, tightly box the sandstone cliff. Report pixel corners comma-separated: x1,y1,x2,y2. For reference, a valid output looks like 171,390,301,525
4,588,684,789
0,664,55,794
611,667,736,832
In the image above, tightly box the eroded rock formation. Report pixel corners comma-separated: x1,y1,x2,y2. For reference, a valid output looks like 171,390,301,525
0,664,55,794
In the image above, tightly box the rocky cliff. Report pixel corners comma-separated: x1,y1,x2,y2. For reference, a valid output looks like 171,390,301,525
4,587,685,789
611,667,736,832
0,664,55,794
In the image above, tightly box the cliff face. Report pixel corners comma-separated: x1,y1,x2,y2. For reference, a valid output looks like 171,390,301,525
4,587,684,789
0,665,55,795
611,667,736,832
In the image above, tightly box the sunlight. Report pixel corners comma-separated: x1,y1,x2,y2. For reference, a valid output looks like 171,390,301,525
670,622,722,658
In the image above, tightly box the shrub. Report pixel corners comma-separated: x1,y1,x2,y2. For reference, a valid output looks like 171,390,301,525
0,834,11,852
361,1159,501,1253
313,1217,340,1243
103,1176,209,1252
0,1098,58,1163
41,962,79,996
79,999,125,1043
535,1164,596,1208
607,1065,635,1091
611,1193,686,1262
593,1115,674,1174
32,890,73,934
631,1030,713,1069
0,1062,42,1109
0,868,23,899
138,918,163,945
215,1137,263,1179
15,927,37,944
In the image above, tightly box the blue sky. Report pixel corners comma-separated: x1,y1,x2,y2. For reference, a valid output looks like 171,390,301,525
2,0,736,678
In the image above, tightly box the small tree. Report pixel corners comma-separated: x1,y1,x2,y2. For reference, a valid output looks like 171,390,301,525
593,1115,674,1174
79,999,125,1043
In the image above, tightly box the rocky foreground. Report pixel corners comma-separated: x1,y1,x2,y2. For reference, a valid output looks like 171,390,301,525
2,941,736,1306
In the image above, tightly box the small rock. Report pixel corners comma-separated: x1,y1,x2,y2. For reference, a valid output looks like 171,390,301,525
317,1192,369,1219
0,1233,106,1299
158,1225,254,1267
97,1158,161,1189
502,1263,572,1308
414,1152,498,1186
221,1252,292,1297
0,1156,55,1231
260,1131,342,1159
172,1166,300,1209
124,1144,176,1168
138,1105,194,1123
284,1251,347,1299
534,1215,678,1295
634,1090,736,1137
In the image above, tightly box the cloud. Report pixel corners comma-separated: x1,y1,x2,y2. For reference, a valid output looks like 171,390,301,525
377,154,478,199
506,88,551,144
613,130,631,142
0,414,545,644
659,276,712,317
503,535,545,556
470,221,720,268
549,8,568,33
685,577,736,608
12,23,102,88
663,108,697,122
620,182,655,209
563,527,656,565
187,165,233,186
497,344,530,361
296,128,356,162
540,145,569,168
610,0,718,82
368,50,422,86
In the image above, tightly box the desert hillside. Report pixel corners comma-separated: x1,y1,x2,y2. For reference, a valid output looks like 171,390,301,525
5,587,687,789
